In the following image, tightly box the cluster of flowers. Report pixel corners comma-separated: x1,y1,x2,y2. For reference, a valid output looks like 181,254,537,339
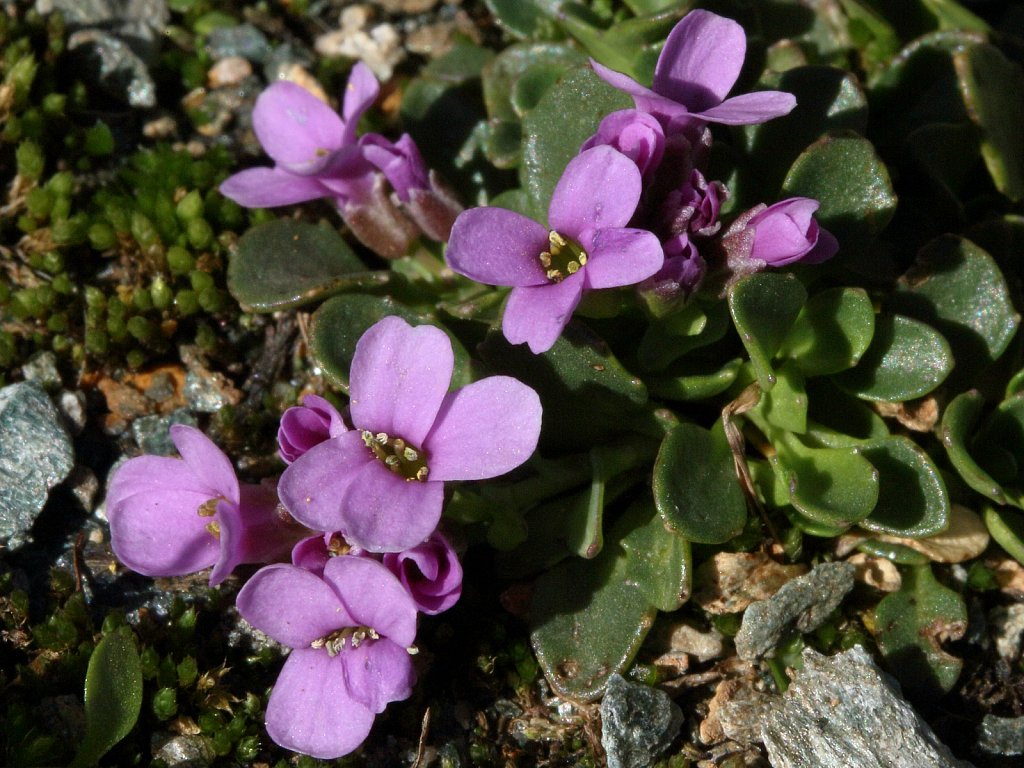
219,61,462,259
106,9,838,760
106,316,543,758
447,9,838,353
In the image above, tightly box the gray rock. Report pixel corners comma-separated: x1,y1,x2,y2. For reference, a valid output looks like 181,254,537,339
762,646,975,768
21,351,62,390
990,603,1024,662
0,382,75,547
977,714,1024,757
206,24,271,63
131,409,197,456
600,673,683,768
58,390,88,435
68,29,157,107
735,561,854,661
153,734,214,768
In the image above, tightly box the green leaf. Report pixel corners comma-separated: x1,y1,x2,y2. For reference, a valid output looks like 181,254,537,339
530,500,688,701
227,220,384,312
873,564,966,700
857,538,931,566
639,300,730,372
309,295,472,392
940,390,1014,507
781,132,897,253
770,432,880,529
653,421,748,544
478,323,651,451
521,66,631,221
646,357,744,402
739,66,869,203
804,379,890,448
728,272,807,391
557,8,684,84
780,287,875,376
858,437,949,537
833,314,953,402
954,43,1024,202
70,629,143,768
983,505,1024,566
755,361,808,434
482,0,550,39
892,235,1019,373
918,0,989,32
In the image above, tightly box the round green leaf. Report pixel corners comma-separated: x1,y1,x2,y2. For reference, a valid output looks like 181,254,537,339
983,504,1024,566
858,437,950,537
521,67,631,221
954,42,1024,202
70,629,143,768
940,390,1013,507
771,433,880,529
833,313,953,402
804,379,890,448
780,287,875,376
755,361,808,434
653,422,747,544
309,295,471,392
647,357,743,402
873,564,966,699
728,272,808,390
227,220,385,312
892,235,1019,373
739,66,869,203
482,0,549,39
621,498,691,613
781,132,897,253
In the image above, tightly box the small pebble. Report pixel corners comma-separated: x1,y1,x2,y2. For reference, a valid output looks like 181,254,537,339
207,56,252,89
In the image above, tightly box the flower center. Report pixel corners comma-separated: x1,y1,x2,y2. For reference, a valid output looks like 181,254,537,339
539,230,588,283
361,430,429,481
311,625,380,656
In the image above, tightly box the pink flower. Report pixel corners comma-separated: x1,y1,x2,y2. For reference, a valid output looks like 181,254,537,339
236,557,418,759
592,10,795,131
723,197,839,268
382,531,462,615
278,394,348,464
106,425,298,585
278,316,542,552
446,145,664,353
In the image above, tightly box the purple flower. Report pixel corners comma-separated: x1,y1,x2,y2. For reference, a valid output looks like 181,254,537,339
278,394,348,464
382,531,462,615
219,63,380,208
106,425,298,585
291,532,369,576
278,316,542,552
591,10,796,131
236,557,417,759
639,234,707,312
658,169,727,240
446,145,664,353
723,197,838,268
580,109,665,182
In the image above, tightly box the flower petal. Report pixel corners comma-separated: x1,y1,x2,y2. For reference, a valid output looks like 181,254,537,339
502,275,585,354
278,432,373,533
446,207,550,287
252,81,345,174
692,91,797,125
278,394,347,464
801,226,839,265
107,463,219,578
323,556,418,647
548,146,642,236
590,59,658,101
265,648,375,760
219,167,330,208
382,533,463,615
343,640,416,713
348,316,453,446
424,377,541,481
341,62,380,145
236,563,352,648
171,425,239,504
336,460,444,552
591,60,693,127
653,10,746,111
583,228,664,289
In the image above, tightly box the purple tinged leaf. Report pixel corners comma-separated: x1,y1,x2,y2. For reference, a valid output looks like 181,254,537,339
584,228,664,289
424,377,542,481
503,274,586,354
446,207,550,287
236,563,353,648
348,316,453,446
548,146,643,237
264,648,375,760
252,82,345,175
653,9,746,111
